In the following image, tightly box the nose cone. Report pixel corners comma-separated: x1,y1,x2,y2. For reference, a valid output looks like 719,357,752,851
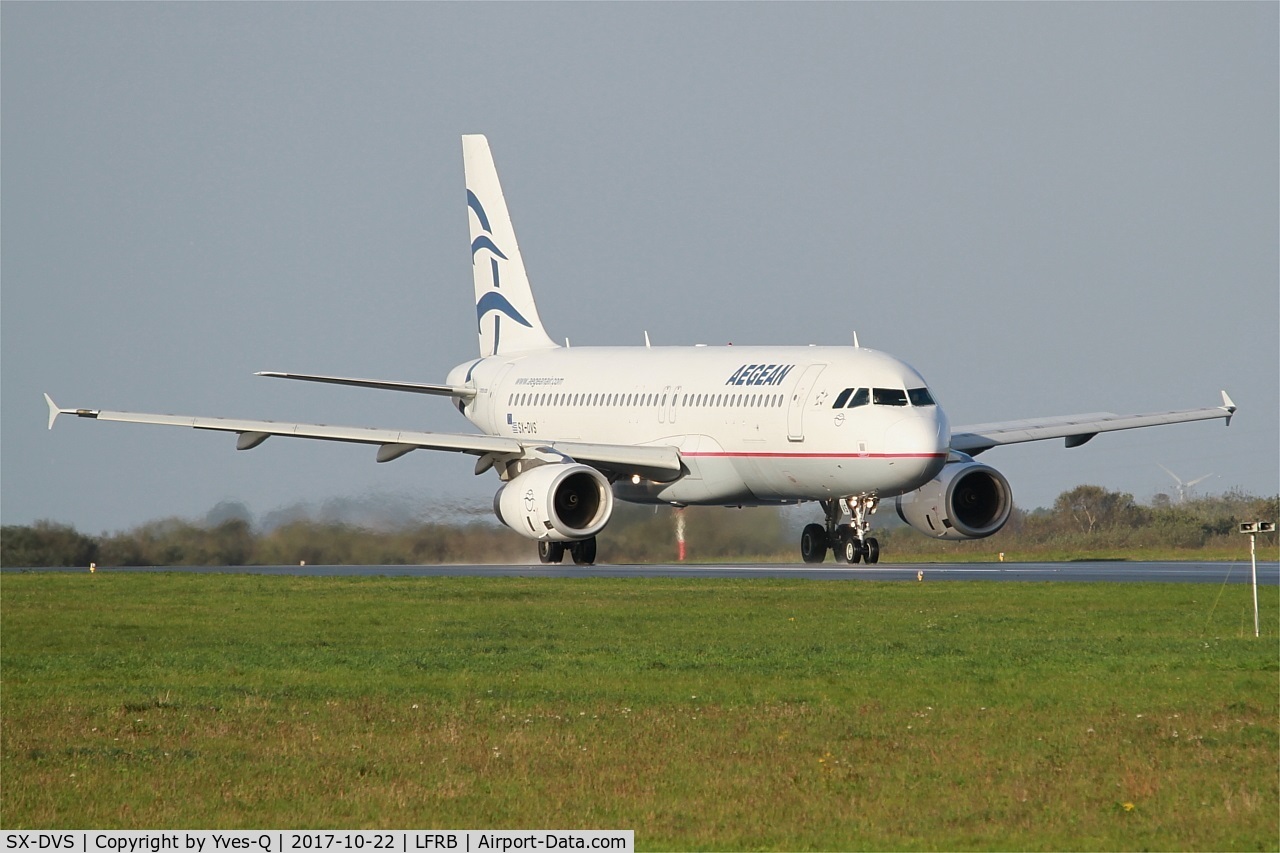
886,409,949,487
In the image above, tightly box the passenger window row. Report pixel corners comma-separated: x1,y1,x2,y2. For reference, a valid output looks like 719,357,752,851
506,386,935,410
508,392,786,409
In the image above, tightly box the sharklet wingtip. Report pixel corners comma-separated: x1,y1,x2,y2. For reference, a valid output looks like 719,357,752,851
44,393,59,430
1220,390,1236,425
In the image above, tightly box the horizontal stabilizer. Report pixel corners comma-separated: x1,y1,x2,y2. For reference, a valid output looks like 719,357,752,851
256,372,476,399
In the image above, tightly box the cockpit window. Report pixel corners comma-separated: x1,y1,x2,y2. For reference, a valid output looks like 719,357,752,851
872,387,908,406
833,387,881,408
908,388,936,406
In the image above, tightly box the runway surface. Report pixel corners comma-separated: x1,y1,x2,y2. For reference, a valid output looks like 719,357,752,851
8,561,1278,584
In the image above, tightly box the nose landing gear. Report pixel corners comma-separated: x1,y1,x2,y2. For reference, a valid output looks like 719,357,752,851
799,495,881,564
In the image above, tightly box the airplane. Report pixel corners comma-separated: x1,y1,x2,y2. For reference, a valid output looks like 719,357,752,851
45,135,1238,566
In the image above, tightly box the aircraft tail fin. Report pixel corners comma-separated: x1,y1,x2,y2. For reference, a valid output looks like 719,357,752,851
463,135,558,357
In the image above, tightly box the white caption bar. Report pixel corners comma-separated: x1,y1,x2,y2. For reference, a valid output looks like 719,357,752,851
0,832,633,853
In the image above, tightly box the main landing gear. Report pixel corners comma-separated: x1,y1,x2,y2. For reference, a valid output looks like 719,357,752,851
800,495,881,564
538,537,597,566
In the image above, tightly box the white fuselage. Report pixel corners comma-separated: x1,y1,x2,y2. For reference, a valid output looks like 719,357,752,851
447,344,951,506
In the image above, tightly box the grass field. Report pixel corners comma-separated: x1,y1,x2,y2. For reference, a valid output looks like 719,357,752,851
2,573,1276,850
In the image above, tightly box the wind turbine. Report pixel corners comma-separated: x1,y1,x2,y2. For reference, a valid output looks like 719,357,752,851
1158,464,1215,503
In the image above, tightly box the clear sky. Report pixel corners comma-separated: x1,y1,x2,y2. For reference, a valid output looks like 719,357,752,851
4,2,1277,535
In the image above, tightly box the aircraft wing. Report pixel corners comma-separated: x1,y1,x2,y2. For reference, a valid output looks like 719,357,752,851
43,395,683,481
950,391,1236,455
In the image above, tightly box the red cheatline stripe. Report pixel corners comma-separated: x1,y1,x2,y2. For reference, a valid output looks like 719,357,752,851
683,452,945,459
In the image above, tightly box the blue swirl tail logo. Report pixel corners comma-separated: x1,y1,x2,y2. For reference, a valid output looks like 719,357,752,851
470,187,536,352
476,291,532,330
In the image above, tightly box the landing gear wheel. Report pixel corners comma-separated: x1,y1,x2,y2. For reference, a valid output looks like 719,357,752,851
538,540,565,564
569,537,597,566
836,526,861,564
800,524,828,564
864,537,880,565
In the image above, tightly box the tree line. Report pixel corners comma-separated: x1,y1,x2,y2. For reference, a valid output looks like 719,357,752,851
3,486,1276,567
881,485,1278,560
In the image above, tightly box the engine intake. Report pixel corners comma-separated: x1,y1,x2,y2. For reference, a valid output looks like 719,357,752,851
895,460,1012,540
493,463,613,541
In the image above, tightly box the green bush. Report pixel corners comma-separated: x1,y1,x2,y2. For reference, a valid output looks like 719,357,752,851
0,521,98,568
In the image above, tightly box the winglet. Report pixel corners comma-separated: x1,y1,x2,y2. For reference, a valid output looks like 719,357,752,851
44,393,61,430
1220,390,1236,426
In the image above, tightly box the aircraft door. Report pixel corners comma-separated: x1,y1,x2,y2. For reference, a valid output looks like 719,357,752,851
786,364,827,442
475,363,514,433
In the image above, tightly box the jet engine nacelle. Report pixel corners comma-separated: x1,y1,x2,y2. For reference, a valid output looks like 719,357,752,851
895,460,1012,540
493,463,614,542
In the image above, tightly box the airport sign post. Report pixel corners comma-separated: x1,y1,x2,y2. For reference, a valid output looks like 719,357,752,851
1237,521,1275,638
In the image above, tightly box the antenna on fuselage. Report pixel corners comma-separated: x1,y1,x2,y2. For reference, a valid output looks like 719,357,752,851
853,331,861,348
644,331,651,348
